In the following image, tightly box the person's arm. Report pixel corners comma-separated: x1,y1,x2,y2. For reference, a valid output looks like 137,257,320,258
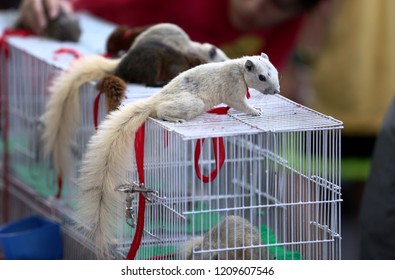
18,0,73,33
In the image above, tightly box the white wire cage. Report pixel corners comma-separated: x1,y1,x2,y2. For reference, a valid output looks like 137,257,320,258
0,12,113,258
0,12,112,202
98,91,343,260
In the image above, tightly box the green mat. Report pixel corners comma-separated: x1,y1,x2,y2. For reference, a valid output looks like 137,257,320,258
14,164,60,198
0,135,61,198
260,225,303,260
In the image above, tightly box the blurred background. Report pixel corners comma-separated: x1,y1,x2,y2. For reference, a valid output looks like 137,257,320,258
281,0,395,259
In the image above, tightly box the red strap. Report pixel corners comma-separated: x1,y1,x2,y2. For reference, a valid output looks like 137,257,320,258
194,138,226,183
53,48,82,61
126,123,146,260
2,28,33,37
0,29,32,59
193,106,229,184
207,106,231,114
56,174,63,199
93,91,103,130
0,38,9,59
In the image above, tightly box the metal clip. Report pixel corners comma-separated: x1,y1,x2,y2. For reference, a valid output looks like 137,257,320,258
115,182,157,202
124,194,136,228
115,182,156,228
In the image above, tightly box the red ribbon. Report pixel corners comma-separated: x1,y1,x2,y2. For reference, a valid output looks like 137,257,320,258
93,91,103,130
56,173,63,199
126,123,146,260
194,138,226,183
0,29,32,59
53,48,82,61
207,106,231,115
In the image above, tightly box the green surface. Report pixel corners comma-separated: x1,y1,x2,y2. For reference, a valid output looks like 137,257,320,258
145,201,221,234
13,164,58,197
281,146,371,182
0,135,60,198
341,157,371,181
260,225,303,260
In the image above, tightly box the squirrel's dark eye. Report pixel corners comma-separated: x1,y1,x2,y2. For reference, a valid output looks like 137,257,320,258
259,74,267,82
209,47,217,59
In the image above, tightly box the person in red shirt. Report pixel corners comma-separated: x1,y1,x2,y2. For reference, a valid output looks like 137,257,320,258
17,0,322,71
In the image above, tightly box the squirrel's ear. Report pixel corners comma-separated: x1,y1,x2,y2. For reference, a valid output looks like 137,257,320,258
245,59,254,71
261,53,269,60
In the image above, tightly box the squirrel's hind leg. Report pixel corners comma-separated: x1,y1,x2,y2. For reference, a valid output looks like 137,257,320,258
156,93,206,123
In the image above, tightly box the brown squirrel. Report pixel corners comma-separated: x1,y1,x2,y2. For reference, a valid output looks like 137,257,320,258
16,4,81,42
105,25,151,57
97,40,206,111
112,40,206,87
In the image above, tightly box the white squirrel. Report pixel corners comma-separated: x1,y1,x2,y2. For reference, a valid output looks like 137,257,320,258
76,54,280,259
41,23,229,177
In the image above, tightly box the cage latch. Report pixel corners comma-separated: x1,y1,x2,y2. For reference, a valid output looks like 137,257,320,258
115,182,156,228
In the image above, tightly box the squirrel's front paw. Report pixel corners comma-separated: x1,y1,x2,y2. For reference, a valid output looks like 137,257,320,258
250,107,262,116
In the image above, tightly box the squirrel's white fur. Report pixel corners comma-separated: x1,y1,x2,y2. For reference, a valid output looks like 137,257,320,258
41,23,228,177
77,54,279,259
42,56,121,176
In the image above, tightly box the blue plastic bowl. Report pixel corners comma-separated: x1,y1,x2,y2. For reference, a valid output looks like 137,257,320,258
0,216,63,260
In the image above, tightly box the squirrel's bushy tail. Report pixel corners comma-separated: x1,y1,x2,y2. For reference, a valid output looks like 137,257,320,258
42,55,121,176
76,97,155,259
